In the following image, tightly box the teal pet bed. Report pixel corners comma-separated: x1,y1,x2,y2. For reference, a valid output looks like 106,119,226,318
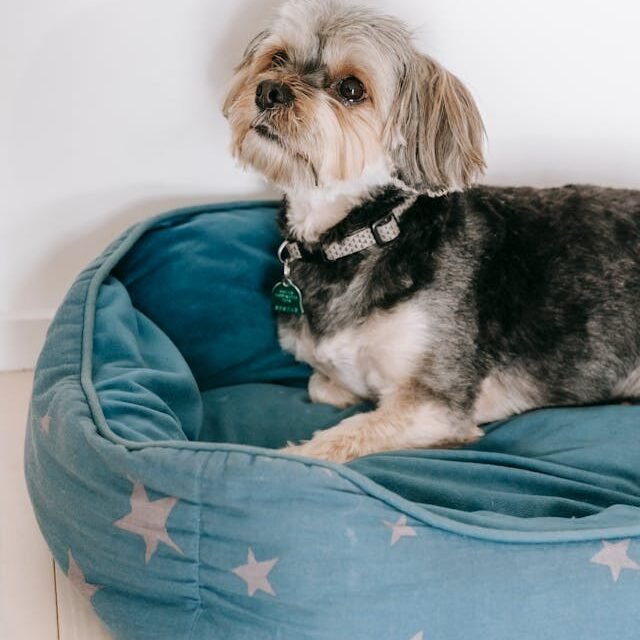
25,201,640,639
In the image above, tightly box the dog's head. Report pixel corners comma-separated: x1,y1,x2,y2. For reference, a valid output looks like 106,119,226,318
223,0,485,193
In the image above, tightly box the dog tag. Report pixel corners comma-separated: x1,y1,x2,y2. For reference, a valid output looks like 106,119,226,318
272,279,304,315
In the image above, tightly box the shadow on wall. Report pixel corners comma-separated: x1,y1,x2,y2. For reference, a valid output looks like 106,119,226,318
6,0,285,369
21,0,284,311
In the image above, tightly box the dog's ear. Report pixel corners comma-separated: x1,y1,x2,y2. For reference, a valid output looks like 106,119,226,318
384,55,485,191
223,30,269,118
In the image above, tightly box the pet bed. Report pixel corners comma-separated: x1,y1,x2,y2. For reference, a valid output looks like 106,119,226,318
25,201,640,640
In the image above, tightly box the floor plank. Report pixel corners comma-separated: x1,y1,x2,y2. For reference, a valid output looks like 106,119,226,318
0,370,59,640
55,564,112,640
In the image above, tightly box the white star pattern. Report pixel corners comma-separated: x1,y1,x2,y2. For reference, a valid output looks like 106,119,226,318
66,551,101,600
590,539,640,582
40,414,51,433
384,515,417,546
114,481,182,563
232,547,278,597
410,632,424,640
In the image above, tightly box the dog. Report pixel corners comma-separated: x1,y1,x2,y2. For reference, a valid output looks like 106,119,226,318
223,0,640,463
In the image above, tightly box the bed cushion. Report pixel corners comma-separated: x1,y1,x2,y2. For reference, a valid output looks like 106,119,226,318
25,201,640,640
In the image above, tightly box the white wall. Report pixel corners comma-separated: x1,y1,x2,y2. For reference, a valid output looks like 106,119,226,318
2,0,640,370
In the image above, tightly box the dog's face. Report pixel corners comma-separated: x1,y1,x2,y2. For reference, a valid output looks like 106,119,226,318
224,0,484,190
223,0,485,192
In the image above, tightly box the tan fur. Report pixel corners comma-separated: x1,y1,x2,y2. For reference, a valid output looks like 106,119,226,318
284,382,482,462
222,22,391,189
308,372,363,408
384,56,485,191
473,370,543,424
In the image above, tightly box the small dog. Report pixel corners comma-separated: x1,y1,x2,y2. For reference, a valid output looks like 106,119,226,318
224,0,640,462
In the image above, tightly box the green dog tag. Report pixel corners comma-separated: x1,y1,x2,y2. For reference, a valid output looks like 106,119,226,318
272,279,304,315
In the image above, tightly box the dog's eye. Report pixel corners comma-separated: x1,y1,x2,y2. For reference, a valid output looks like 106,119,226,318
337,76,365,103
271,51,289,67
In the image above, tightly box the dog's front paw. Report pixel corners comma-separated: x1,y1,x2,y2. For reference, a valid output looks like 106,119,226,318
280,414,375,463
281,440,355,463
308,372,362,409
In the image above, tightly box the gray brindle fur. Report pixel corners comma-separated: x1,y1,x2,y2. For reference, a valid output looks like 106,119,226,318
223,0,640,462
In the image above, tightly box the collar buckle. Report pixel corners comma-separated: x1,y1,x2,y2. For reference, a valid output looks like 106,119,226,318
370,213,400,246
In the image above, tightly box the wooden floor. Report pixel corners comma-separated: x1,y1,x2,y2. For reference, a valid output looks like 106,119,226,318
1,371,111,640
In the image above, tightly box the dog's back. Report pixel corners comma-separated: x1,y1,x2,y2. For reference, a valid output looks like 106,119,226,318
468,184,640,408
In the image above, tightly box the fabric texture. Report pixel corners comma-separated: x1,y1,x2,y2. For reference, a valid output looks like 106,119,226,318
25,201,640,640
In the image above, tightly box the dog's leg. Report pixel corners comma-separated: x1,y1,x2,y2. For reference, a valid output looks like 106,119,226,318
283,383,482,463
308,371,364,408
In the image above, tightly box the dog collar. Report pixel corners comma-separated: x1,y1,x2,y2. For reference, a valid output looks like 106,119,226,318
272,191,417,316
280,199,414,264
272,215,400,316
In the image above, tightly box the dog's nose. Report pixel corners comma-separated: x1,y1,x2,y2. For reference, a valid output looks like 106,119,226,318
255,80,294,110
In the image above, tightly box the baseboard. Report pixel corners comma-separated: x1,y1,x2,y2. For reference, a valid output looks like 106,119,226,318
0,312,54,372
